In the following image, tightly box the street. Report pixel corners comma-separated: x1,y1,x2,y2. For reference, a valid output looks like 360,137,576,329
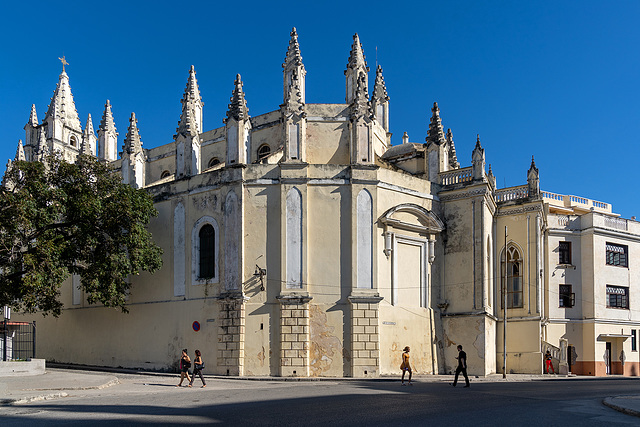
1,373,640,426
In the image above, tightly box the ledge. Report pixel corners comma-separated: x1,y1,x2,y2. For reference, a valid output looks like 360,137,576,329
0,359,45,377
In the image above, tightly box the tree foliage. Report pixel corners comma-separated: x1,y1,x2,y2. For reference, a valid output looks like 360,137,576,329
0,154,163,316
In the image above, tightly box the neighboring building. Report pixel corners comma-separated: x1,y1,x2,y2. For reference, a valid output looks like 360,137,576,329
6,29,639,377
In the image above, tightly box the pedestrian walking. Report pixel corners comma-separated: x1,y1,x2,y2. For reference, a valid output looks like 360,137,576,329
177,349,192,387
189,349,207,388
400,346,412,385
451,345,470,387
545,349,555,374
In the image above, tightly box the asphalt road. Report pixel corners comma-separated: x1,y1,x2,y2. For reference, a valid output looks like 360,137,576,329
1,374,639,426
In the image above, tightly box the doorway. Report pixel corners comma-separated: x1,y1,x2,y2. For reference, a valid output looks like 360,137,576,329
605,342,612,375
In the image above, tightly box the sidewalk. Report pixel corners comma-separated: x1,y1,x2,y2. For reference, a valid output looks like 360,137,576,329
1,367,639,418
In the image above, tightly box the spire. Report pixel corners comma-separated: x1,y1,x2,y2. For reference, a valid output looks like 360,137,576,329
446,128,459,169
225,74,250,123
98,100,118,162
527,155,540,198
44,66,82,132
283,27,306,105
15,140,25,162
346,33,369,72
176,65,204,136
123,113,143,155
283,27,303,69
487,164,496,190
370,65,390,132
528,155,538,174
28,104,38,126
99,100,116,134
472,134,486,181
427,102,446,144
345,33,370,104
81,114,96,156
371,65,389,103
474,134,484,151
36,126,49,160
84,113,95,138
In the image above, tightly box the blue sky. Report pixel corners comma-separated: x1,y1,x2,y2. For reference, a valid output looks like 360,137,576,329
1,1,638,219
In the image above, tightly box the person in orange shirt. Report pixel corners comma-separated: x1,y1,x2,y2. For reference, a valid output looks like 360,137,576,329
400,346,412,385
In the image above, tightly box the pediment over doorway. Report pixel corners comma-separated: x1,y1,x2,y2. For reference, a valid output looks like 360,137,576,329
379,203,445,235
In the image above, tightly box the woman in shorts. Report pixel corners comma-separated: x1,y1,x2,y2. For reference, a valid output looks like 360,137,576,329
177,349,192,386
400,346,412,385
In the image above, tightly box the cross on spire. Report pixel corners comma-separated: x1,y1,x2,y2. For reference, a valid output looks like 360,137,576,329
58,56,69,72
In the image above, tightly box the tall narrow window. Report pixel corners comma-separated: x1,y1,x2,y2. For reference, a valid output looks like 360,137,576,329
199,224,215,279
559,284,574,308
559,241,572,265
501,246,523,308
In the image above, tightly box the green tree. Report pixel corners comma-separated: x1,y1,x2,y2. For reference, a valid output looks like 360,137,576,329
0,154,163,316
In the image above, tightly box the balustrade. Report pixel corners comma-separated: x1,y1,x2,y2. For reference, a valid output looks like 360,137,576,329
439,167,472,185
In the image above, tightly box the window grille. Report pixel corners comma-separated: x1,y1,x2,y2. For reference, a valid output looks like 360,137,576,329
606,285,629,309
606,243,628,267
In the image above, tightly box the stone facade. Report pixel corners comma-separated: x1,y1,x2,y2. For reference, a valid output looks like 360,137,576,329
6,29,640,378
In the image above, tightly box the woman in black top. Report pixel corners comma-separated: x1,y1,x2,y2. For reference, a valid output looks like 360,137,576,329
189,349,207,388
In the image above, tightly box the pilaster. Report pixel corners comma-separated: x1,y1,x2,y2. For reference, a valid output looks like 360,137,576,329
277,294,312,376
348,295,383,377
217,291,248,376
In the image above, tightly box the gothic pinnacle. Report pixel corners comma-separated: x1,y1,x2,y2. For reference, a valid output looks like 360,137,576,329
176,65,203,136
346,33,369,72
446,128,459,168
84,113,95,136
99,100,117,135
371,65,389,102
283,27,303,68
124,112,143,154
15,140,25,161
225,74,249,122
28,104,38,126
427,102,445,144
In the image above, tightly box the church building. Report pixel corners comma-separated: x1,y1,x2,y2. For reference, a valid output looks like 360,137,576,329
7,29,640,377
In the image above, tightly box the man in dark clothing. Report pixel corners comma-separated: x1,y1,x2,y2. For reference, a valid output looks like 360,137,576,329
452,345,470,387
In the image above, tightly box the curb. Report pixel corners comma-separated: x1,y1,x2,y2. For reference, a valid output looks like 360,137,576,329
1,392,69,406
603,397,640,418
0,378,119,406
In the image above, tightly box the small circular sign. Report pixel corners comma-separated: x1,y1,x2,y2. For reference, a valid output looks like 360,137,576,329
192,321,200,332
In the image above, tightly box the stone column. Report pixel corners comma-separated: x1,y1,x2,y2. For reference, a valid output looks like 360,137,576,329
348,295,383,377
277,295,312,377
217,292,248,376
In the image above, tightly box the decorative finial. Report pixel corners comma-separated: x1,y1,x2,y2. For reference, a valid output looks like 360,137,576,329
58,56,69,72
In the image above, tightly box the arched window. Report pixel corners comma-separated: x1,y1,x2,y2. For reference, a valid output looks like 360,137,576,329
208,158,220,168
501,245,523,308
160,170,171,179
191,216,219,285
257,144,271,161
70,135,78,147
198,224,215,279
